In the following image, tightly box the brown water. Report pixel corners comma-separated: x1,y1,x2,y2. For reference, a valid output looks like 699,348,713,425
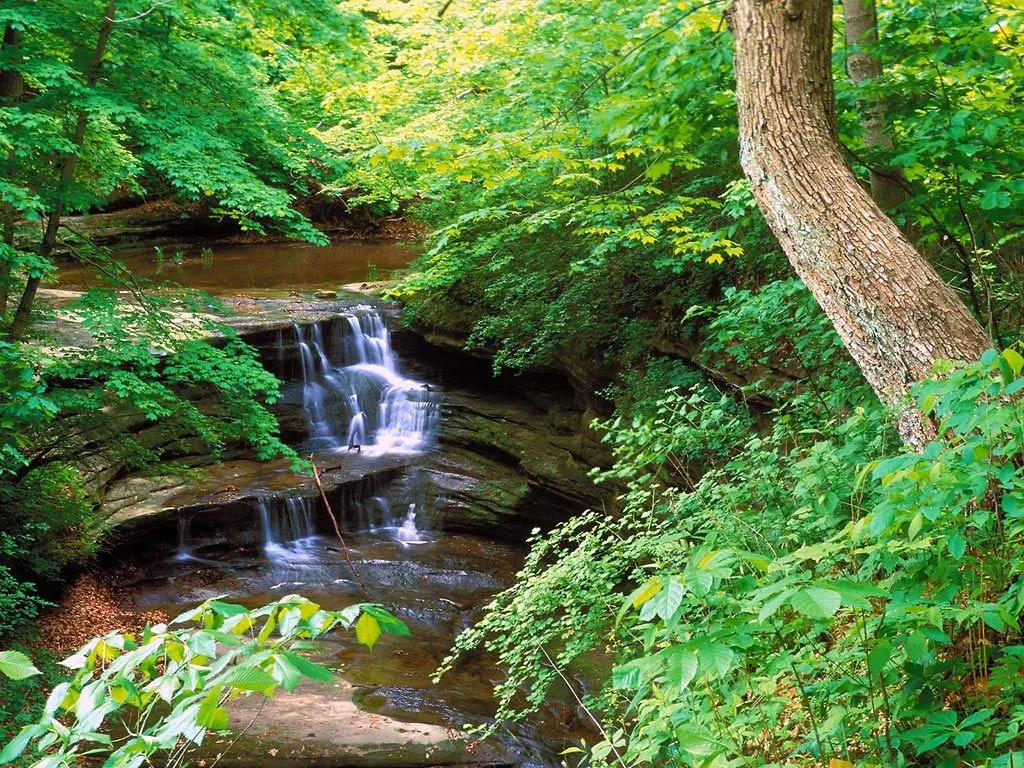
98,234,589,764
56,240,417,294
129,529,586,766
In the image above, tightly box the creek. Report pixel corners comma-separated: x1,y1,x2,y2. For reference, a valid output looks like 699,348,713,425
57,240,415,294
62,241,595,767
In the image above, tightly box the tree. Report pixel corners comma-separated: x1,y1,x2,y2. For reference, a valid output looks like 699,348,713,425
7,0,117,341
842,0,904,210
0,0,359,340
727,0,991,447
0,24,24,315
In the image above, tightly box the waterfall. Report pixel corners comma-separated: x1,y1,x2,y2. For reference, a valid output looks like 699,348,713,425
394,503,422,545
258,496,318,565
173,514,193,561
292,310,439,454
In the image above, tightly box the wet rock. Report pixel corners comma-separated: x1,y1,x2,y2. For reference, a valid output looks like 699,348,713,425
313,289,338,299
103,455,416,555
204,679,504,767
386,331,617,538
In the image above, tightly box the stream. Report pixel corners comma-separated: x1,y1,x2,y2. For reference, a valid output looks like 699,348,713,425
57,240,416,294
64,242,589,767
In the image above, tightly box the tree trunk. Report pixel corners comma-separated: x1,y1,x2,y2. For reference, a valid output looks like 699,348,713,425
842,0,904,210
727,0,991,448
0,24,25,316
8,0,118,341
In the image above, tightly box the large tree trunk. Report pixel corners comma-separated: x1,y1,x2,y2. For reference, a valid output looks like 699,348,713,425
842,0,904,210
727,0,990,448
8,0,118,341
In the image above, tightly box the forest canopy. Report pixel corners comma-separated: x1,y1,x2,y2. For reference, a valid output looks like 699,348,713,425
2,1,1024,767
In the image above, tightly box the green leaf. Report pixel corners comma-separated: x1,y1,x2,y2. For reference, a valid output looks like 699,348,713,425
998,356,1014,385
1003,348,1024,376
758,587,795,621
642,577,685,621
0,725,39,765
946,534,966,560
960,709,993,728
696,641,734,678
904,632,928,663
197,688,229,731
908,512,924,540
660,646,699,691
218,665,279,694
0,650,40,680
868,640,893,676
361,605,411,636
790,587,841,619
355,612,382,651
267,654,303,692
952,729,976,747
284,652,334,683
646,160,672,181
208,600,249,618
612,657,652,690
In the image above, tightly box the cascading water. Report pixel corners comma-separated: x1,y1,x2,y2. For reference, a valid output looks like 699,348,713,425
394,503,422,545
258,496,318,565
173,514,193,561
293,310,440,454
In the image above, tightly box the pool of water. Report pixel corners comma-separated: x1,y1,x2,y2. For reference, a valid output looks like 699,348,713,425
130,530,587,766
56,240,418,294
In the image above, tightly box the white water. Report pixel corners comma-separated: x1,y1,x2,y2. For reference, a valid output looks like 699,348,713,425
258,496,319,565
394,503,425,545
167,310,441,571
294,311,439,454
173,514,193,561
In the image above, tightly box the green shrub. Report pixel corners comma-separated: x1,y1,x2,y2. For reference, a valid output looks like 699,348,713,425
438,285,1024,766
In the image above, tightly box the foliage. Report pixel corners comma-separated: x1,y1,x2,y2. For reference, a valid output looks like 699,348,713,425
0,646,58,764
335,7,1024,759
841,0,1024,345
1,595,409,768
330,0,1024,375
0,0,362,251
325,0,777,372
0,0,367,638
441,301,1024,766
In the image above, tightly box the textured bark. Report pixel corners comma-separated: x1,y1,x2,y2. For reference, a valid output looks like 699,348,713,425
8,0,118,340
0,24,25,315
842,0,904,209
727,0,991,448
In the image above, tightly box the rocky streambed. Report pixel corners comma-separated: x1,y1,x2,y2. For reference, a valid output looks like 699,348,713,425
49,239,613,767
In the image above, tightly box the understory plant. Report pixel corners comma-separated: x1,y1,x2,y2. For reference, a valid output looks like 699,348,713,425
0,274,295,640
439,282,1024,767
1,595,408,768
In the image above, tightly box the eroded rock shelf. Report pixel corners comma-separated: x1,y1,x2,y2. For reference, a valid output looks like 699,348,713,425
46,280,608,767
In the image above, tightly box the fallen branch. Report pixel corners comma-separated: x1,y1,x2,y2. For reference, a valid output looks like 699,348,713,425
310,454,370,601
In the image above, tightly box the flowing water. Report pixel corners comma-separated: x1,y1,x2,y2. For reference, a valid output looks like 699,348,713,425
292,312,440,454
95,241,583,765
258,496,319,565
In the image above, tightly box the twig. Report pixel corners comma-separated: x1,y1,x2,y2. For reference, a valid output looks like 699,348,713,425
204,696,267,768
310,453,370,600
114,1,171,22
538,644,627,768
